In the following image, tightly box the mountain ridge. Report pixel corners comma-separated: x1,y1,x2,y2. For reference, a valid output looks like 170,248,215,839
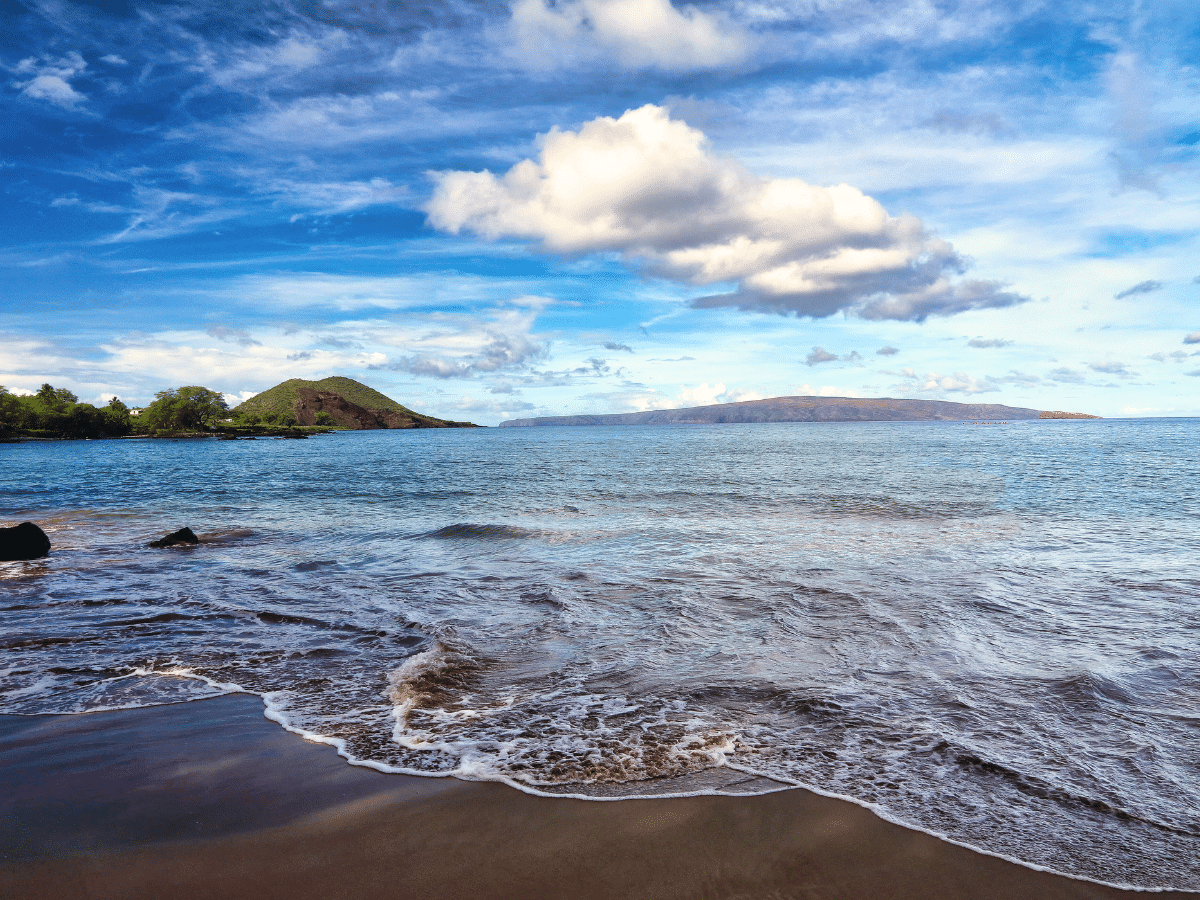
499,396,1099,427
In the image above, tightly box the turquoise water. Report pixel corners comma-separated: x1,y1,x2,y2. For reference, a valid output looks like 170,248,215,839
2,420,1198,888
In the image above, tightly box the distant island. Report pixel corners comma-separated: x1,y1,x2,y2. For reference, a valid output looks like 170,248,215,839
231,377,478,430
500,396,1100,427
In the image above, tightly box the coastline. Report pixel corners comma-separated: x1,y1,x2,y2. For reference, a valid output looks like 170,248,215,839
2,695,1190,900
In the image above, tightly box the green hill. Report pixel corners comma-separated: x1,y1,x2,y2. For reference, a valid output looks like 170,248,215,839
234,376,412,419
232,376,478,429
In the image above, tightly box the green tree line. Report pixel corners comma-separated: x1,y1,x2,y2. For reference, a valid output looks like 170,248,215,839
0,384,232,439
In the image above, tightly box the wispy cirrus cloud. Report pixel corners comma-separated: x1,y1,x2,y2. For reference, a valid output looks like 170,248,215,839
505,0,755,72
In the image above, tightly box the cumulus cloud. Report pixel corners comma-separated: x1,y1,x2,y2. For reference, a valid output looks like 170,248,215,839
1184,332,1200,344
427,106,1026,322
1089,360,1134,376
967,337,1012,348
223,390,259,407
207,324,261,347
507,0,753,71
15,52,88,108
1114,279,1163,299
677,382,761,406
876,346,899,356
378,310,550,379
390,333,547,377
604,341,634,352
891,368,999,394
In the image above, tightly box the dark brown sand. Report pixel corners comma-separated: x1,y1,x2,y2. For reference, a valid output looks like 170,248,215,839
0,695,1190,900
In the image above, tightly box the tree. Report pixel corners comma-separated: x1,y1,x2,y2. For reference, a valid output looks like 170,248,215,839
36,383,78,413
314,411,335,426
0,387,21,435
140,386,228,432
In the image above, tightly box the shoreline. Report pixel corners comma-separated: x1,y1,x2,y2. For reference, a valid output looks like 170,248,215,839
3,695,1192,899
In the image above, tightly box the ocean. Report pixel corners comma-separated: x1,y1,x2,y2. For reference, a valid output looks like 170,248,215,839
1,420,1197,890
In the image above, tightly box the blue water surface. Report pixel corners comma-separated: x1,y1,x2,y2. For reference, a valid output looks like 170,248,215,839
2,420,1198,889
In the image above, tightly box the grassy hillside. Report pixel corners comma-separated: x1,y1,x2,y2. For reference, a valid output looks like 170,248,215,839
232,376,416,419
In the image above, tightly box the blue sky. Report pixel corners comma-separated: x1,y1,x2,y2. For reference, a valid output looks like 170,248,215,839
3,0,1199,423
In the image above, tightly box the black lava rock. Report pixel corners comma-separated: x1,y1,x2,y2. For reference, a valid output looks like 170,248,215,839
149,527,199,548
0,522,51,561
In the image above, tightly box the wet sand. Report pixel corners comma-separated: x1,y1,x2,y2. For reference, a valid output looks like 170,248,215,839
1,695,1191,900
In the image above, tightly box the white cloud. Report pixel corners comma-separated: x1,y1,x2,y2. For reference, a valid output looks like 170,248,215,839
223,390,259,407
507,0,753,71
803,347,862,366
1047,367,1086,384
676,382,761,405
201,31,348,88
249,175,407,214
368,306,551,379
794,382,859,398
891,367,999,394
207,325,261,347
805,346,839,365
1184,332,1200,344
15,52,88,108
427,105,1026,322
441,395,536,415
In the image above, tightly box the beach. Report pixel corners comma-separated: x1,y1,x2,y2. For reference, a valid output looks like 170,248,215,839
2,695,1187,900
4,423,1199,891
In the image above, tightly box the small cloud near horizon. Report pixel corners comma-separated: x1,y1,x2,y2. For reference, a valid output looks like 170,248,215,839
207,325,262,347
1089,361,1134,376
1184,332,1200,344
967,337,1013,348
806,347,863,366
1114,280,1164,299
876,346,899,356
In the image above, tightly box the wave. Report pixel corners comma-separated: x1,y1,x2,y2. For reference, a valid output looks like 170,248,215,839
420,523,539,540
